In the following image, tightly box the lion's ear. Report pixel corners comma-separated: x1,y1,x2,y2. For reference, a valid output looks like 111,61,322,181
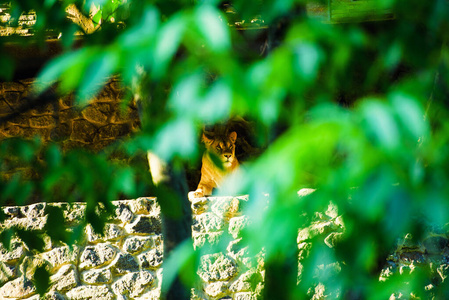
202,133,214,145
229,131,237,144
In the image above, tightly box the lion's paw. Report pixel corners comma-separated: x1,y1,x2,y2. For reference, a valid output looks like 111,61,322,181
188,189,204,199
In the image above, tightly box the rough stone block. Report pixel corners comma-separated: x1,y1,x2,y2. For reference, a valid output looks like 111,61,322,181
40,246,79,271
205,281,228,298
0,124,24,137
86,224,123,243
229,216,249,239
138,289,162,300
81,103,112,124
58,107,78,120
193,212,225,233
123,236,152,254
66,285,114,300
0,99,14,115
234,292,253,300
79,244,117,270
193,231,224,249
3,91,22,106
50,264,78,293
198,253,238,282
30,103,53,115
4,216,47,231
0,239,27,263
0,276,35,299
138,249,163,269
129,197,157,215
82,268,112,284
229,270,261,293
112,271,154,298
3,206,21,218
113,202,134,224
30,115,55,128
111,253,140,275
211,196,248,219
42,291,66,300
58,96,73,109
61,203,85,224
21,294,40,300
125,215,161,235
2,82,26,92
8,114,30,126
0,262,16,284
50,123,71,142
98,124,130,140
71,120,97,143
190,197,210,215
210,197,234,217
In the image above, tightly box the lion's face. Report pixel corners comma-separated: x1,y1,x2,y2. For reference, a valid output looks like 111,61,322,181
203,131,237,168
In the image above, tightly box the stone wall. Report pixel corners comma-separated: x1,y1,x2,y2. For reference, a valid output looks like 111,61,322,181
0,196,264,300
0,198,163,300
190,196,264,300
0,78,140,152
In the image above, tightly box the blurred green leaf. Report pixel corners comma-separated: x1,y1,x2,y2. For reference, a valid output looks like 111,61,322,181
153,118,197,161
0,55,15,81
359,99,400,150
33,265,50,296
161,239,196,294
77,50,118,103
0,228,14,251
294,42,323,81
153,13,186,77
44,206,69,243
35,49,89,93
390,91,428,140
16,229,45,252
114,168,136,196
195,5,230,52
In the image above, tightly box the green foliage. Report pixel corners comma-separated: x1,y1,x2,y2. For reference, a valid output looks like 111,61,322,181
2,0,449,298
32,265,51,296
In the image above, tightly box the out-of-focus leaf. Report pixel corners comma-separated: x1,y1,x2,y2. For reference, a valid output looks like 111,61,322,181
114,168,136,196
35,49,89,93
0,228,14,250
44,206,68,243
199,79,232,122
153,118,197,161
77,50,118,104
161,239,196,294
359,99,399,150
153,14,186,77
16,182,34,206
257,88,284,125
45,144,62,169
294,42,323,81
0,55,14,81
390,91,428,140
384,41,402,70
92,10,102,24
207,151,224,171
195,5,230,52
33,265,50,296
16,229,45,252
169,72,203,116
86,207,105,235
44,0,57,9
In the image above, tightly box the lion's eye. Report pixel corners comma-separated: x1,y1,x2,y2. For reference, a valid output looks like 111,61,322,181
216,146,222,151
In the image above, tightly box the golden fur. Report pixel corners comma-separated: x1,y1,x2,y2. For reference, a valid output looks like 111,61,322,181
188,131,239,198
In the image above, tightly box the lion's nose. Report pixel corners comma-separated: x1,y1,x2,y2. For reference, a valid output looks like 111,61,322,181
224,154,231,159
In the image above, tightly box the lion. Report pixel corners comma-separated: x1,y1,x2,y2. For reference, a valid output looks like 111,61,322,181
188,129,239,199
